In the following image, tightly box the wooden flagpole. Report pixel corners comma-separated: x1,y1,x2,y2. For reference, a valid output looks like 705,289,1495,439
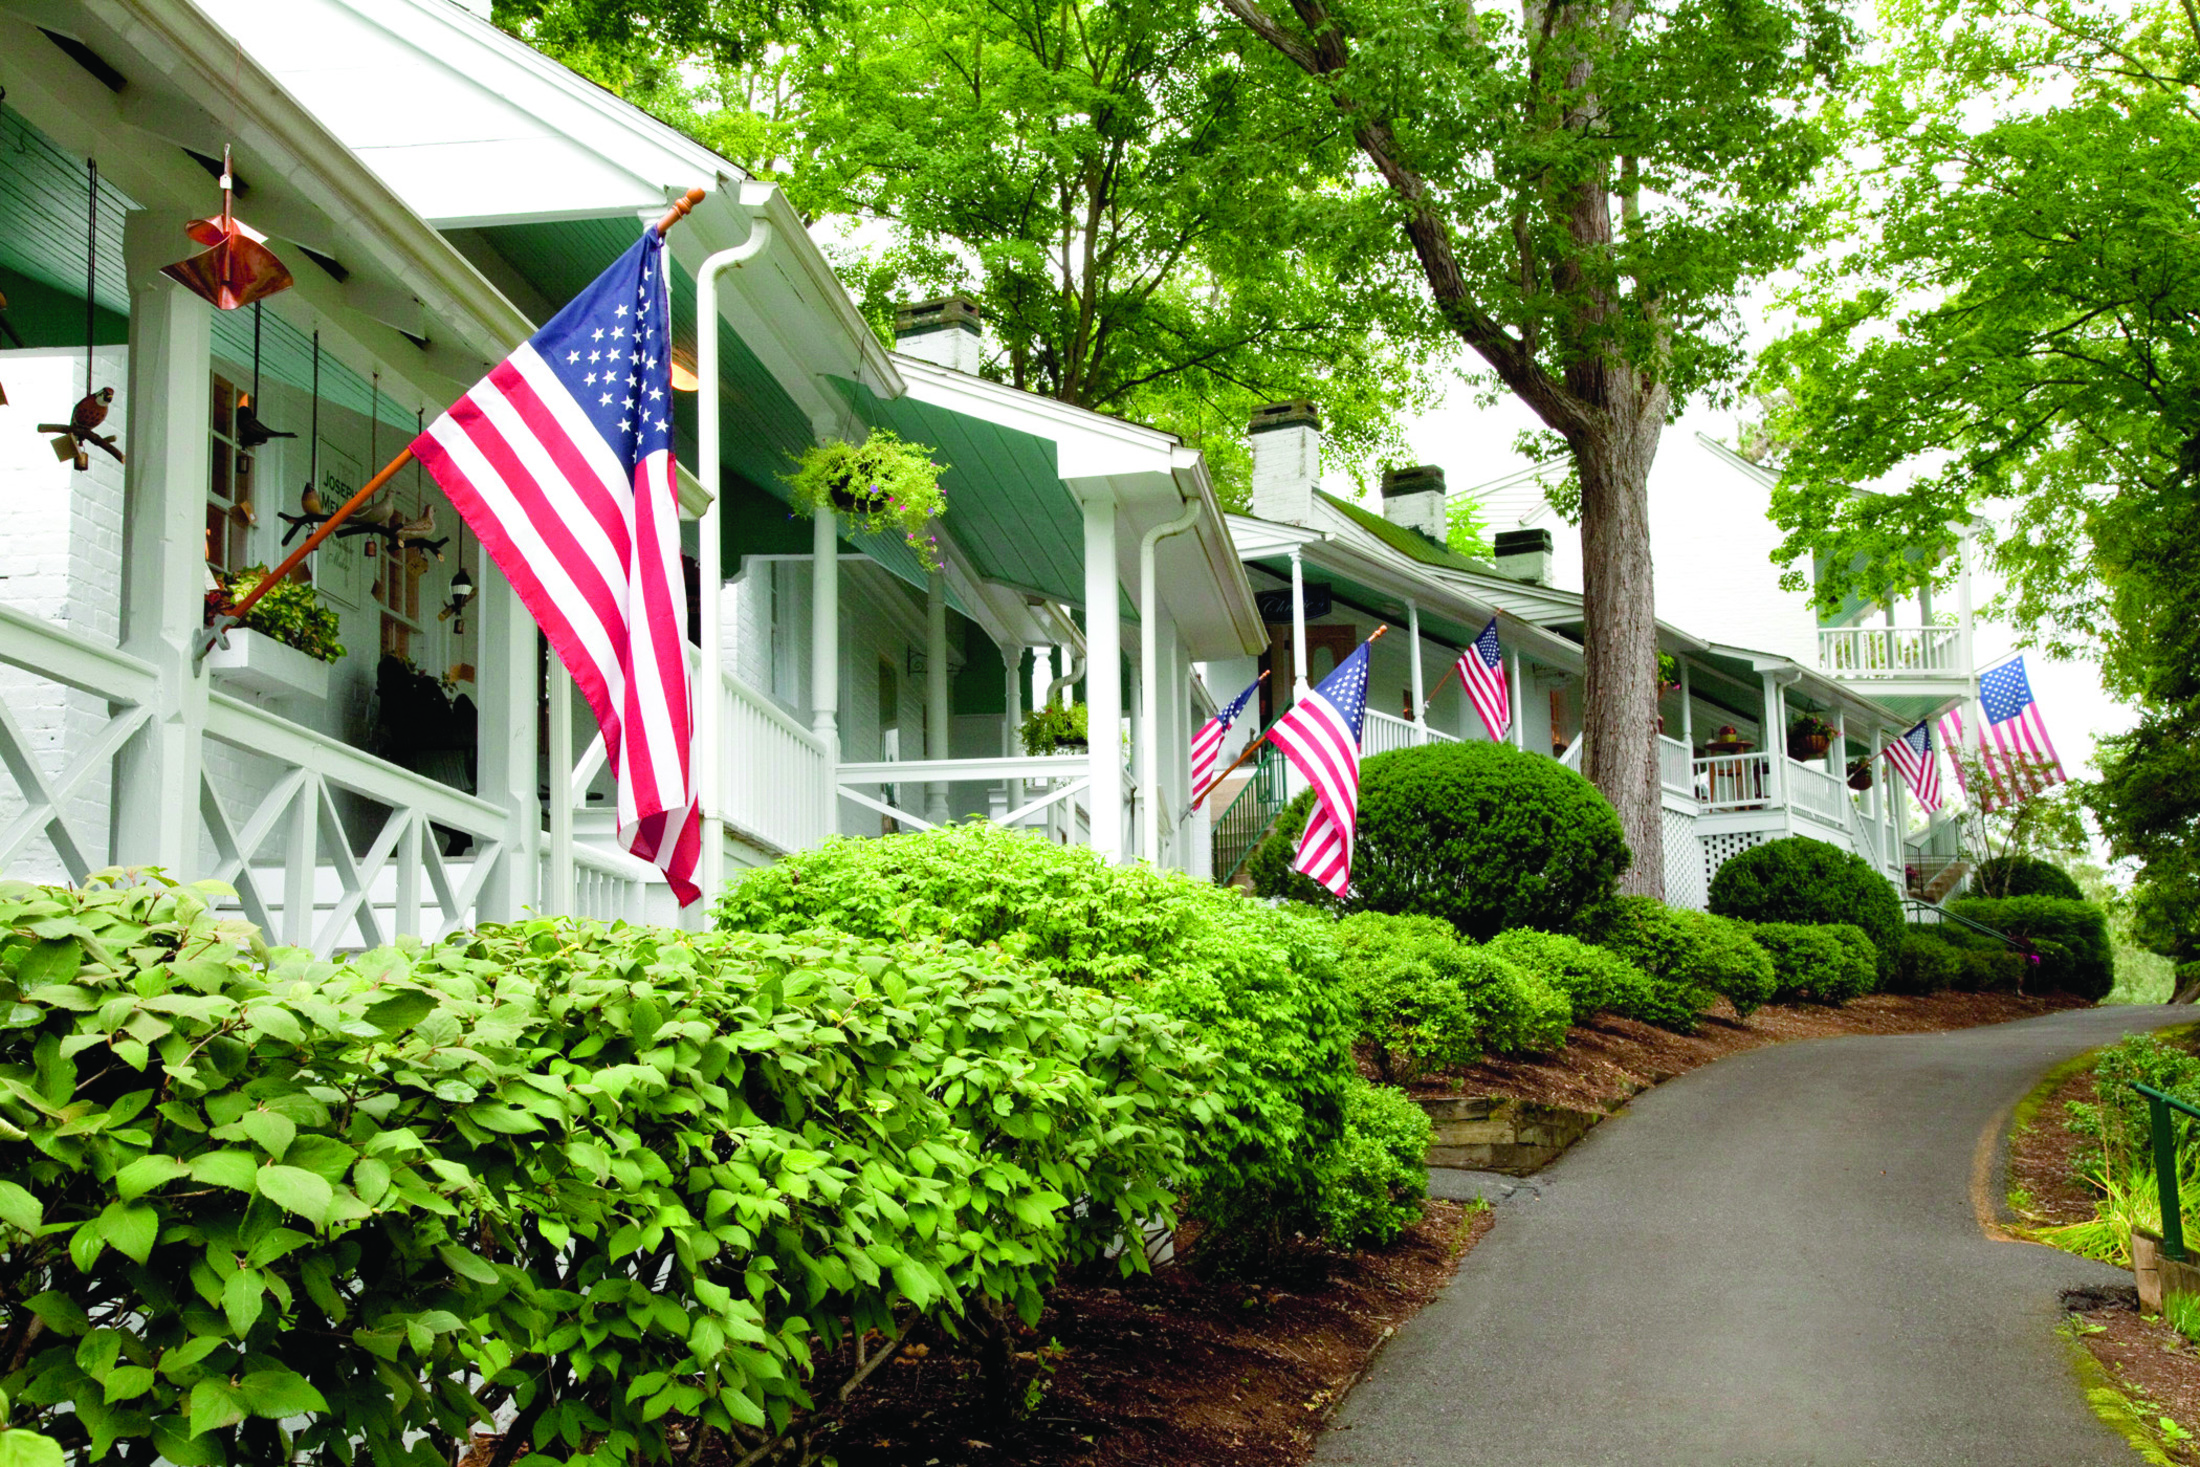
202,189,711,655
1193,626,1386,808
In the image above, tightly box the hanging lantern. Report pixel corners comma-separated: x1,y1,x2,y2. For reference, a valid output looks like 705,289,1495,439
162,147,292,311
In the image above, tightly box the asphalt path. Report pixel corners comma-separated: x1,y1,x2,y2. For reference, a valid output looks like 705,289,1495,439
1319,1003,2191,1467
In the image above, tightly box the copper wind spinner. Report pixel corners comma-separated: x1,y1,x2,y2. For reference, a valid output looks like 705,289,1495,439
160,147,293,311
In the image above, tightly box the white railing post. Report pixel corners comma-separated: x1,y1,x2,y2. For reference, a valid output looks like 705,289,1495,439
1079,487,1124,860
1407,598,1425,735
476,574,540,922
1289,545,1309,702
1139,501,1200,864
547,666,575,916
811,487,841,836
925,570,951,826
112,213,212,872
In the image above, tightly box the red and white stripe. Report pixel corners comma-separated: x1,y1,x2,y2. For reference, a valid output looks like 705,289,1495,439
1457,618,1510,741
414,344,700,902
1983,706,2065,806
1267,658,1367,896
1937,707,1967,794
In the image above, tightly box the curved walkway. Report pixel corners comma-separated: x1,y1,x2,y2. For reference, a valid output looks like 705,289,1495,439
1320,1003,2190,1466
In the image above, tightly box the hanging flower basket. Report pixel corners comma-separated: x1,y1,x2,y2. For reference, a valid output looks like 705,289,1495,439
1787,712,1837,760
1848,756,1874,791
785,429,949,572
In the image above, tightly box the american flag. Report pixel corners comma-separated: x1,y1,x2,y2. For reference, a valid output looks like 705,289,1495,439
412,228,701,904
1937,706,1968,795
1882,719,1942,813
1455,617,1510,741
1192,674,1262,803
1268,641,1371,896
1978,655,2066,807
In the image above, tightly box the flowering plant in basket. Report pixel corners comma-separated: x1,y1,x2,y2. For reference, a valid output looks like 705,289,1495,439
785,429,949,571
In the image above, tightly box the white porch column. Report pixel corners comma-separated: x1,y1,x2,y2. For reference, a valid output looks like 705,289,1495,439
112,216,211,871
475,576,540,921
925,570,950,824
1762,672,1788,810
1002,641,1023,816
546,666,574,916
1032,645,1052,714
1678,658,1695,750
1506,650,1525,748
1407,599,1425,734
1080,490,1123,860
810,505,840,834
1289,546,1309,701
1830,706,1847,784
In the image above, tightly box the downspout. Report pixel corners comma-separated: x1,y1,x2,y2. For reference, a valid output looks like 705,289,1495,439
694,214,776,905
1140,498,1203,865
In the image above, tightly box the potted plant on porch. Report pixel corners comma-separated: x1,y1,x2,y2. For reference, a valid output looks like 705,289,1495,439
202,564,344,702
785,429,949,572
1788,711,1837,760
1020,701,1089,755
1848,755,1875,791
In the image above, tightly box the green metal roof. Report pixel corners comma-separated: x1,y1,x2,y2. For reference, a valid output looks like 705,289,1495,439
0,108,133,322
1320,492,1492,575
208,304,420,437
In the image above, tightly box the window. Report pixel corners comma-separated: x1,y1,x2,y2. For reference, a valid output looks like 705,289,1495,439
206,373,255,572
374,507,426,662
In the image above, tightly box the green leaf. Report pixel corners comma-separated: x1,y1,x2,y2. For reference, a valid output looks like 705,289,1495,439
0,1180,43,1234
95,1201,159,1264
254,1166,333,1228
890,1259,939,1310
362,990,437,1035
186,1151,259,1192
223,1268,266,1337
15,938,81,989
238,1110,295,1161
0,1427,64,1467
114,1154,192,1201
242,1004,305,1046
437,1243,498,1285
102,1365,156,1403
236,1368,328,1418
151,1415,224,1467
187,1377,248,1437
157,1335,223,1379
352,1157,391,1208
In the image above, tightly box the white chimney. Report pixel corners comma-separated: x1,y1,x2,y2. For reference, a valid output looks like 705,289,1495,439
1494,527,1553,584
1249,401,1320,524
1380,464,1447,543
894,296,985,375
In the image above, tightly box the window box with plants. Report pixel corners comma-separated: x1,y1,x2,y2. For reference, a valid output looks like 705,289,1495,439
784,429,949,571
1787,712,1838,760
202,565,344,703
1020,702,1090,760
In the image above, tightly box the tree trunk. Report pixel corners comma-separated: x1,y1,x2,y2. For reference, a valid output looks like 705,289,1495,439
1576,410,1665,898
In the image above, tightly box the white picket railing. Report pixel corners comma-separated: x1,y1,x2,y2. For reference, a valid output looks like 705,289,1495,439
1361,709,1462,756
1694,750,1773,812
0,606,156,883
834,753,1094,836
721,672,832,855
1658,734,1694,796
1785,758,1848,824
1819,626,1962,678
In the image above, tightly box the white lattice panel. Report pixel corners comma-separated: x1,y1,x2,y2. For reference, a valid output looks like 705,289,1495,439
1701,828,1768,896
1662,807,1708,911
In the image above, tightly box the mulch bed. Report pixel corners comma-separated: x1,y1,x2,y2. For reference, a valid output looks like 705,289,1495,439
2066,1286,2200,1463
1402,990,2091,1112
2008,1062,2109,1228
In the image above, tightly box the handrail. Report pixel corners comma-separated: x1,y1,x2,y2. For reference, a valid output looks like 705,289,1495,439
1901,896,2026,953
1211,742,1285,882
2134,1082,2200,1262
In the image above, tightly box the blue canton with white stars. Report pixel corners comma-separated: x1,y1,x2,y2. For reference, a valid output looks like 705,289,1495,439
1980,658,2036,725
1315,643,1372,741
532,229,674,474
1474,618,1503,671
1903,721,1932,759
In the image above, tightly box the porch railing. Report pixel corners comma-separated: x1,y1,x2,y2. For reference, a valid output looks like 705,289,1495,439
1819,625,1962,678
721,672,831,855
1659,734,1694,797
1785,758,1848,825
1361,709,1462,757
1694,750,1773,811
1211,741,1286,882
0,605,156,884
832,753,1094,836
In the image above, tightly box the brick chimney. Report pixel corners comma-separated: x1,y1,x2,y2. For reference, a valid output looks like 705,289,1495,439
1380,464,1447,543
1249,401,1321,524
1494,527,1554,584
893,296,985,375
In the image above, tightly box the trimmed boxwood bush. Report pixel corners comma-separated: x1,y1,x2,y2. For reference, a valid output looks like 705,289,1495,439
719,822,1356,1246
0,873,1205,1467
1245,740,1631,940
1890,932,1963,994
1957,945,2031,992
1577,896,1779,1023
1750,920,1876,1004
1334,913,1571,1079
1707,836,1905,983
1479,929,1688,1029
1314,1077,1434,1249
1971,854,2085,901
1946,895,2115,999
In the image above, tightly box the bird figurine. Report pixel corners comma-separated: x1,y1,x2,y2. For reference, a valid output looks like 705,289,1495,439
37,387,123,471
236,404,294,449
301,483,325,517
394,503,435,544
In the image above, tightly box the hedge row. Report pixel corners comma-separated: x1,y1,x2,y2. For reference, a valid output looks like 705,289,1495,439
0,874,1206,1466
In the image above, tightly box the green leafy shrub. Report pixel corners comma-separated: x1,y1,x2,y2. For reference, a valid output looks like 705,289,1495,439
1749,921,1875,1004
208,565,345,663
1890,932,1963,994
1577,897,1778,1022
1334,913,1572,1077
2070,1033,2200,1163
784,428,948,571
1971,854,2085,901
1945,895,2114,1000
1018,701,1088,754
1313,1078,1433,1250
0,873,1202,1466
1245,740,1630,940
1479,929,1682,1028
1707,836,1905,983
1957,945,2031,992
718,822,1355,1248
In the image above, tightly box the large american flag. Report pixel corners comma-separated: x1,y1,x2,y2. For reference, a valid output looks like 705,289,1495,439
1192,674,1262,803
1882,719,1942,813
1979,655,2066,808
1937,706,1968,795
1456,617,1509,741
412,228,701,904
1268,642,1371,896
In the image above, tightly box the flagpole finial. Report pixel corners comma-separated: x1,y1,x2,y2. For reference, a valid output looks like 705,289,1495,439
654,188,707,237
1367,624,1390,644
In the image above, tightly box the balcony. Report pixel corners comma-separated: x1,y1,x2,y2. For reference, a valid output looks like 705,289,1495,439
1818,626,1963,680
